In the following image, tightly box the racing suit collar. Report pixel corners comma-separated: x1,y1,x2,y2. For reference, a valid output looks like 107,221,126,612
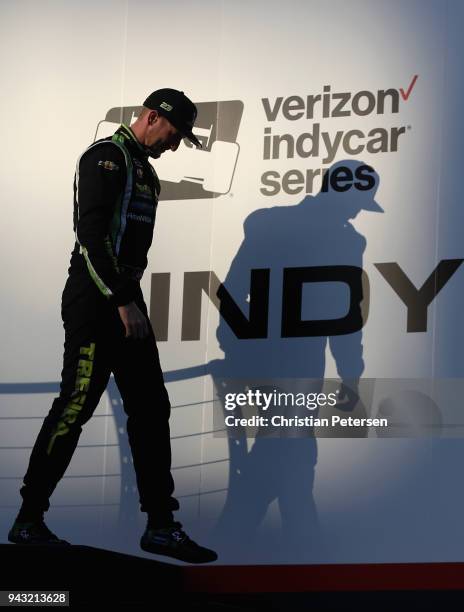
119,124,150,157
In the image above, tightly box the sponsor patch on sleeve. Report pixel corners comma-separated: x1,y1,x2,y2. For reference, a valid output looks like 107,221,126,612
98,160,120,171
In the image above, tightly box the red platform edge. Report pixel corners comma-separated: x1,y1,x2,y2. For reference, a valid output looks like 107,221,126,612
182,563,464,593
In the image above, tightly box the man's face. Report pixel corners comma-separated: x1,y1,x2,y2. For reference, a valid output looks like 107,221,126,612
145,112,183,158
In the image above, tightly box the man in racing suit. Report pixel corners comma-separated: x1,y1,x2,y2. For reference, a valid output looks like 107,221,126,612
8,89,217,564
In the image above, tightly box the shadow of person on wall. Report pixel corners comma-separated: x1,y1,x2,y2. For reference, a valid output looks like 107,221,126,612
211,160,382,563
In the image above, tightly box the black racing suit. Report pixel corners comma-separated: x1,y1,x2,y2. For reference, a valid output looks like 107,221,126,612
19,124,178,525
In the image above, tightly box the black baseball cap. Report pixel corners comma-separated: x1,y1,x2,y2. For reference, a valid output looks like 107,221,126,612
143,88,202,148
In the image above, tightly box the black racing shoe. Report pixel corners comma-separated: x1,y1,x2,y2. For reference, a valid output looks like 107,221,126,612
8,520,70,546
140,521,217,564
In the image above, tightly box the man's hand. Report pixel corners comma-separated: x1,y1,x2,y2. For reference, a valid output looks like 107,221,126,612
118,302,150,339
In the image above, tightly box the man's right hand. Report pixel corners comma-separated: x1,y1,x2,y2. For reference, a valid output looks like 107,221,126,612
118,302,150,339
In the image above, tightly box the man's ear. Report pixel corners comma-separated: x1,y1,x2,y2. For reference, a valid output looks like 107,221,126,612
148,110,159,125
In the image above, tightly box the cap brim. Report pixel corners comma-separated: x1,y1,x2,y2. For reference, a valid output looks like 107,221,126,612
156,107,203,148
180,128,202,148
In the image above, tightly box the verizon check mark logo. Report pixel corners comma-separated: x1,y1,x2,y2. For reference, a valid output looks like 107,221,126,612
399,75,418,101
